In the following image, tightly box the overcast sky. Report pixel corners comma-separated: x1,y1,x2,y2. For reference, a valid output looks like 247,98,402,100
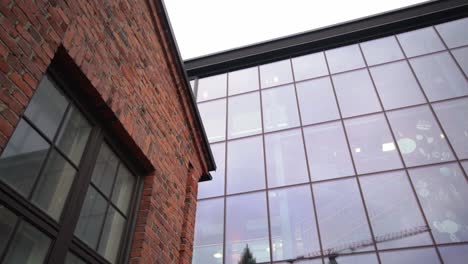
164,0,430,60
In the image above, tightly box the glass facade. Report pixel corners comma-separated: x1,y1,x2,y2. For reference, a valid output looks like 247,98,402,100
193,17,468,264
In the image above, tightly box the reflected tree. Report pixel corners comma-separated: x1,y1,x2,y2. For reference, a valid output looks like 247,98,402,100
239,244,256,264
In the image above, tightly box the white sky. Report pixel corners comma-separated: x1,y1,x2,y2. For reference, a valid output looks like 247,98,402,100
164,0,431,60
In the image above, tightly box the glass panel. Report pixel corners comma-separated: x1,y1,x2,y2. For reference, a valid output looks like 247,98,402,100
193,198,224,264
296,77,340,125
379,247,440,264
225,192,270,264
435,17,468,48
360,36,405,66
3,221,51,264
24,74,69,139
332,69,381,118
91,143,119,196
303,122,354,181
292,52,328,81
227,136,265,194
360,171,432,249
65,252,87,264
56,106,92,165
198,143,225,199
262,84,300,132
370,61,426,110
313,178,372,254
265,129,309,188
111,165,135,215
0,205,18,254
260,59,293,88
228,92,262,139
228,67,259,95
410,52,468,102
451,47,468,76
409,163,468,243
328,253,379,264
463,161,468,174
74,187,108,248
0,120,50,197
345,114,402,174
198,99,226,142
439,244,468,264
190,80,195,92
269,185,320,261
433,98,468,159
98,206,126,263
197,74,227,102
277,260,322,264
325,44,365,74
387,105,455,166
397,27,445,57
31,150,76,221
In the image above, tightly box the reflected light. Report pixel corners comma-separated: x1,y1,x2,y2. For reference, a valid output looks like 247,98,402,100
213,253,223,259
273,77,279,82
203,91,208,98
382,142,396,152
355,148,361,153
440,133,445,139
266,247,270,252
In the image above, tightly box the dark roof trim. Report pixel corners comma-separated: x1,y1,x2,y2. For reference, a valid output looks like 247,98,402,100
185,0,468,78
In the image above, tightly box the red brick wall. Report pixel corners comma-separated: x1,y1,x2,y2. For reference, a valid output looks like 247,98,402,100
0,1,208,263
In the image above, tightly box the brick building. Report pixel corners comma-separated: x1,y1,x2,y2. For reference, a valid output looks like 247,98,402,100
0,1,214,264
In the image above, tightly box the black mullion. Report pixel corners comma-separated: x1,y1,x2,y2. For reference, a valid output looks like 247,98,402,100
0,214,21,263
87,182,127,219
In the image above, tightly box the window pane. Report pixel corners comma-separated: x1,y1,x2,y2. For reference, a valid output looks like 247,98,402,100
198,143,225,199
332,69,381,118
296,77,340,125
227,136,265,194
91,143,119,196
380,247,440,264
410,52,468,102
345,114,402,174
361,36,404,66
0,119,50,197
452,47,468,76
370,61,426,110
24,75,69,140
265,129,309,188
439,244,468,264
31,150,76,221
56,106,92,165
190,80,195,92
303,122,354,181
65,252,87,264
433,98,468,159
262,84,300,132
228,67,259,95
111,165,135,215
197,74,227,102
463,161,468,174
387,105,455,166
198,99,226,142
360,171,432,249
292,52,328,81
269,185,320,261
228,92,262,139
98,206,126,263
225,192,270,264
313,178,372,253
0,205,18,254
75,187,108,248
325,44,365,74
3,221,51,264
409,163,468,243
329,253,379,264
397,27,445,57
260,59,293,88
435,17,468,48
193,198,224,264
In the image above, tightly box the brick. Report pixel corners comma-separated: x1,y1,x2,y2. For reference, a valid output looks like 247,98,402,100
0,114,13,137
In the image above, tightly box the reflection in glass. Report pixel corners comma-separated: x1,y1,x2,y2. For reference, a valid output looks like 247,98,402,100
111,165,135,215
198,143,225,199
98,206,126,263
91,143,119,196
325,44,366,74
262,84,300,132
227,136,265,194
193,199,224,264
462,161,468,175
332,69,381,118
397,27,445,57
228,92,262,139
296,77,340,125
265,129,309,188
228,67,259,95
435,17,468,48
360,171,432,249
439,244,468,264
0,205,18,254
379,247,440,264
292,52,328,81
360,36,404,66
345,114,402,174
190,80,195,92
370,61,426,110
0,120,50,197
65,252,87,264
330,253,379,264
198,99,226,142
303,122,354,181
197,74,227,102
387,105,454,166
75,187,108,248
410,52,468,102
313,178,372,253
260,59,293,88
225,192,270,264
269,185,320,261
452,47,468,76
409,163,468,243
